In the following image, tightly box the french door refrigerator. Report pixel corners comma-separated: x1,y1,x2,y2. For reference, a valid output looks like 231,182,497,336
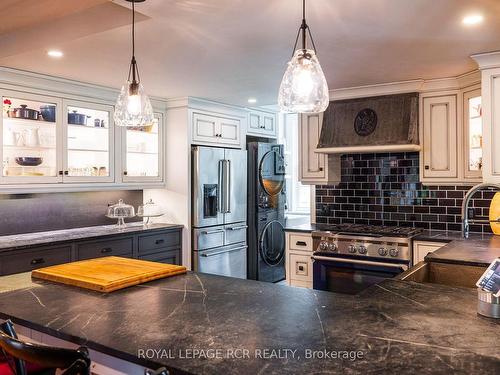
192,146,247,279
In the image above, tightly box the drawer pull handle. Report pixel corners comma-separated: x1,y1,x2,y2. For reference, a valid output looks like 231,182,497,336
101,247,113,254
31,258,45,265
202,229,224,235
296,241,307,246
155,239,165,245
227,225,248,231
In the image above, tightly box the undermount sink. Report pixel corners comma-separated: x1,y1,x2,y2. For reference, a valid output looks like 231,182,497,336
397,261,487,289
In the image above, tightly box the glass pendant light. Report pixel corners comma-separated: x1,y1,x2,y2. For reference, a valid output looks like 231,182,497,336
114,0,154,127
278,0,329,113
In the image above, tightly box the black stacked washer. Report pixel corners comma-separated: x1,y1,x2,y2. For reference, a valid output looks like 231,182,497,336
247,142,286,282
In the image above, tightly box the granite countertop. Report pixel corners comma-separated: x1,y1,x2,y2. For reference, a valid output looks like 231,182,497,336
0,223,184,253
0,272,498,374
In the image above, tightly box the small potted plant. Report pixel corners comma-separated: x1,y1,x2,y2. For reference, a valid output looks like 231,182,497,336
3,99,12,116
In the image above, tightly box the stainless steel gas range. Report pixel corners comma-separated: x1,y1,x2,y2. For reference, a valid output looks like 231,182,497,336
311,224,422,295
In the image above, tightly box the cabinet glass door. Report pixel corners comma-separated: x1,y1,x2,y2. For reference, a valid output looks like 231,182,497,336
1,91,61,183
63,100,114,182
123,112,162,182
464,89,482,179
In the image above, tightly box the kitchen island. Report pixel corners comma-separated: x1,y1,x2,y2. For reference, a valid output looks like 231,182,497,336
0,271,499,374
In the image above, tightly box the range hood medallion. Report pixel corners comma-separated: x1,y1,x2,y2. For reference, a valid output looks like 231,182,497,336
316,92,420,154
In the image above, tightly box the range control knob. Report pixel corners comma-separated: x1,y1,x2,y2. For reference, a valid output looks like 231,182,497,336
378,247,388,256
319,241,328,251
358,245,367,254
328,242,337,252
389,248,399,257
348,245,357,253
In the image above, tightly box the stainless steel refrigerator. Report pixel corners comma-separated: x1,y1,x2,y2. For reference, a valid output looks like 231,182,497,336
192,146,247,279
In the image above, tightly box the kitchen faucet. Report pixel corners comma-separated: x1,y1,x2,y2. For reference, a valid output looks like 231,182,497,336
462,183,500,238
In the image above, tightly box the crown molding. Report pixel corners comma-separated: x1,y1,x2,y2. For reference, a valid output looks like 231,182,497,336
471,51,500,70
328,70,481,100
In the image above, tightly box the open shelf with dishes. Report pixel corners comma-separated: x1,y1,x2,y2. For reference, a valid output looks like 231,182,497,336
2,94,59,180
0,83,165,189
63,101,114,182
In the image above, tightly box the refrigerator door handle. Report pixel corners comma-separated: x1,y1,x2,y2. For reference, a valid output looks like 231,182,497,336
218,160,224,214
225,159,231,213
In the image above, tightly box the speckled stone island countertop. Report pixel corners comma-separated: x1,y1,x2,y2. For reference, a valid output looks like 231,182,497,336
0,223,184,253
285,224,500,267
0,271,499,374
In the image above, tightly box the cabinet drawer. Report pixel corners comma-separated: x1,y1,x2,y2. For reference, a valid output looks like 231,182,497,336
193,226,224,250
225,224,247,245
139,249,181,265
77,237,133,260
289,253,312,282
288,233,313,252
138,231,181,255
0,246,71,276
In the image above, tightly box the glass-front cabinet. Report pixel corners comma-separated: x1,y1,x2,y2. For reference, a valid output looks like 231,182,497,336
463,88,482,180
1,91,62,184
122,112,163,182
0,89,164,188
63,100,114,182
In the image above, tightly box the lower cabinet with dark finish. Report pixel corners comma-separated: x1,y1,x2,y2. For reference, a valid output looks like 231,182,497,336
77,237,134,260
139,249,181,265
0,227,183,276
0,245,72,275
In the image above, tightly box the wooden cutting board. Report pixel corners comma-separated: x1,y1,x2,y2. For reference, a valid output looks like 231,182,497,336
31,256,187,293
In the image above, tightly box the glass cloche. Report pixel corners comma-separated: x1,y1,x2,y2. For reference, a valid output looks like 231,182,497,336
137,199,164,226
106,199,136,228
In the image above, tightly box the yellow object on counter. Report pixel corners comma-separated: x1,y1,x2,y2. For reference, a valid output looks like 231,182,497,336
489,192,500,234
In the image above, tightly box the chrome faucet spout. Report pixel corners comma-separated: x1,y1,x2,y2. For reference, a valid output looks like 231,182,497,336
461,183,500,238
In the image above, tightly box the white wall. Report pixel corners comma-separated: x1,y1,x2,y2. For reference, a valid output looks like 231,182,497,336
144,105,192,269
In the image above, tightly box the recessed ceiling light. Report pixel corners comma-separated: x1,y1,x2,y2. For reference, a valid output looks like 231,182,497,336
47,50,63,58
462,14,484,25
248,98,257,104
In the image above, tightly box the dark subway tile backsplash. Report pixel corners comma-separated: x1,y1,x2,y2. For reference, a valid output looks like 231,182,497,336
316,152,492,233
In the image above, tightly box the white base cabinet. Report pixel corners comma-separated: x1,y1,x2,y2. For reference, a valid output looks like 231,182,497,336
413,240,445,264
285,231,313,288
298,113,340,185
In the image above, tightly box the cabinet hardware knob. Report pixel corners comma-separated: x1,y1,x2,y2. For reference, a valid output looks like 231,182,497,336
31,258,45,265
58,170,63,175
124,171,128,176
155,239,165,245
64,171,69,175
296,241,307,246
298,265,304,271
424,165,430,170
319,167,324,171
101,247,113,254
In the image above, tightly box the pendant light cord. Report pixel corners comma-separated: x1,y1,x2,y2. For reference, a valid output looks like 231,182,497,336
128,0,140,84
291,0,318,57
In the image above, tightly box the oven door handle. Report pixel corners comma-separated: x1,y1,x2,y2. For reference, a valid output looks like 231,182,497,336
311,255,408,271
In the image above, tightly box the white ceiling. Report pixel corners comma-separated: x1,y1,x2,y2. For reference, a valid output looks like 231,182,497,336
1,0,499,106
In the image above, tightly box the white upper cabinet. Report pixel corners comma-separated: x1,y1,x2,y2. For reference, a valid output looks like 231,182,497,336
1,90,63,185
0,68,167,192
421,93,458,180
246,109,277,138
63,100,114,183
298,113,340,185
462,87,482,181
122,112,163,183
191,111,242,148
